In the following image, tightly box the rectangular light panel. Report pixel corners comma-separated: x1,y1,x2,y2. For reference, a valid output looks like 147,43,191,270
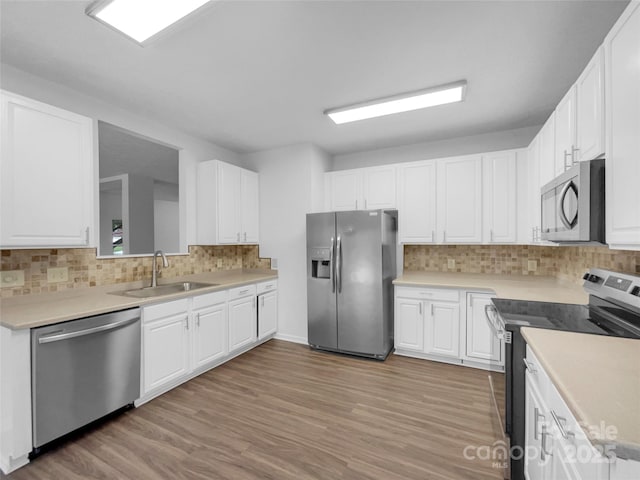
326,81,467,124
88,0,210,43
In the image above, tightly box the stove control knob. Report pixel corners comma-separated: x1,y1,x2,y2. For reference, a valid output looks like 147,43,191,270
583,274,602,283
631,286,640,297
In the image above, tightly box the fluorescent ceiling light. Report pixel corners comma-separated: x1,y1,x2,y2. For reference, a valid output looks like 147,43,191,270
87,0,211,44
325,81,467,125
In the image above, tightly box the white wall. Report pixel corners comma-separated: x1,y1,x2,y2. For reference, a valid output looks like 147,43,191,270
244,143,330,344
0,63,244,251
331,125,539,171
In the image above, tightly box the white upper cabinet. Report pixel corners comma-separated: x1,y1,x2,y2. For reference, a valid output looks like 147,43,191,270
604,1,640,249
554,87,577,176
326,166,396,211
0,90,94,248
482,151,517,243
575,47,605,162
437,155,483,243
538,113,556,188
397,161,437,243
196,160,259,245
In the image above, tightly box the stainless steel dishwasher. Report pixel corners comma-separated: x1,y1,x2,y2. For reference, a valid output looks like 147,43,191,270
31,308,141,449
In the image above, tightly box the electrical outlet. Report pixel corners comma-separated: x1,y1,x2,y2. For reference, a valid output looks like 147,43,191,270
271,258,278,270
1,270,25,287
528,260,538,272
447,259,456,269
47,267,69,283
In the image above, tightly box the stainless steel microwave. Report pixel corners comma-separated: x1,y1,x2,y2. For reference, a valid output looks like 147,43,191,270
541,159,605,244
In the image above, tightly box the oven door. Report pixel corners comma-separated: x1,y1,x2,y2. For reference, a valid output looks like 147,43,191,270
485,304,510,479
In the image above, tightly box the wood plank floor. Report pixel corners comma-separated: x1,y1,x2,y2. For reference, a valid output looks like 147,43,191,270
7,340,506,480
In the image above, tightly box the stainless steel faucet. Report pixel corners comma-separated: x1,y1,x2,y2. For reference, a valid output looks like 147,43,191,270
151,250,169,287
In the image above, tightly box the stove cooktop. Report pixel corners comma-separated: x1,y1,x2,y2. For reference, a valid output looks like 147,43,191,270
491,297,640,339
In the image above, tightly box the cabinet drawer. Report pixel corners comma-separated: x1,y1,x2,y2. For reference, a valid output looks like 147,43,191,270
256,280,278,294
228,284,257,300
143,299,190,323
395,286,460,302
192,290,227,310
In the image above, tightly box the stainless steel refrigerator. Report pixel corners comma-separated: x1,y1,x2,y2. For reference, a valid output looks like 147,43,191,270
306,209,397,360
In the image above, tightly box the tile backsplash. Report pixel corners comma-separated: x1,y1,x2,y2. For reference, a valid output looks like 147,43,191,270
403,245,640,285
0,245,271,297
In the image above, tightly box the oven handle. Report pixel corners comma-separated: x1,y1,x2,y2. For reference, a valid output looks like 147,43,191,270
558,181,578,230
485,304,506,341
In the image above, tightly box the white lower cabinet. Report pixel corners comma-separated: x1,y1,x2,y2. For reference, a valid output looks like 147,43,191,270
192,292,228,369
425,300,460,358
228,285,257,353
523,346,633,480
142,299,191,395
257,280,278,340
465,293,503,367
395,286,503,371
140,281,275,405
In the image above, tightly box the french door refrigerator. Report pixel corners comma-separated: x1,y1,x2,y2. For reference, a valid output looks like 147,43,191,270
306,209,397,360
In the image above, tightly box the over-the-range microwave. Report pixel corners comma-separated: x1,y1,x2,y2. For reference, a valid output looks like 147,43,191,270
541,158,605,244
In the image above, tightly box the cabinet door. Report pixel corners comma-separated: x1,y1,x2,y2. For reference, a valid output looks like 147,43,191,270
525,372,550,480
527,137,542,243
395,298,424,352
605,2,640,248
217,162,241,243
576,48,605,162
193,303,227,369
241,169,259,243
398,162,437,243
538,114,556,187
0,91,94,247
424,301,460,358
363,166,396,209
554,88,577,176
483,152,517,243
258,290,278,339
437,156,482,243
228,296,257,353
465,293,502,364
143,313,190,394
329,170,361,211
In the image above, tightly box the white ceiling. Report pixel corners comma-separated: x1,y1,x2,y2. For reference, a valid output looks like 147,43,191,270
0,0,629,156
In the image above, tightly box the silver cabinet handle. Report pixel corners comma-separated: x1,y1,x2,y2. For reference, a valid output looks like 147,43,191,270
196,312,200,327
419,302,422,315
244,232,247,242
571,146,580,165
330,236,336,293
355,200,358,210
253,297,256,308
239,289,249,295
336,235,342,293
490,229,494,242
184,317,189,330
551,410,574,440
541,425,552,460
564,150,572,171
85,226,90,245
431,230,435,243
443,231,447,242
430,303,434,316
38,316,138,344
364,199,367,209
523,358,537,374
261,296,265,307
237,232,240,242
534,407,544,440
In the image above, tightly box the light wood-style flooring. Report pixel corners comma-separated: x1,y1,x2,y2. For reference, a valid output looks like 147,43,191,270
7,340,505,480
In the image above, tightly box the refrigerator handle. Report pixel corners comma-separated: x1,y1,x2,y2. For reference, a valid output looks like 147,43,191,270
330,236,336,293
336,235,342,293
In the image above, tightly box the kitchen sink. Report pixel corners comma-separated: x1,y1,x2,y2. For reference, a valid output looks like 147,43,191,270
111,281,219,298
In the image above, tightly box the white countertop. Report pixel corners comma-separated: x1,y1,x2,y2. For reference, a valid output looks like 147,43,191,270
522,327,640,461
0,269,277,330
394,271,589,304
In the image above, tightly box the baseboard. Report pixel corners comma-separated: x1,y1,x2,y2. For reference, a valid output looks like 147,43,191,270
273,333,308,345
0,453,29,475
